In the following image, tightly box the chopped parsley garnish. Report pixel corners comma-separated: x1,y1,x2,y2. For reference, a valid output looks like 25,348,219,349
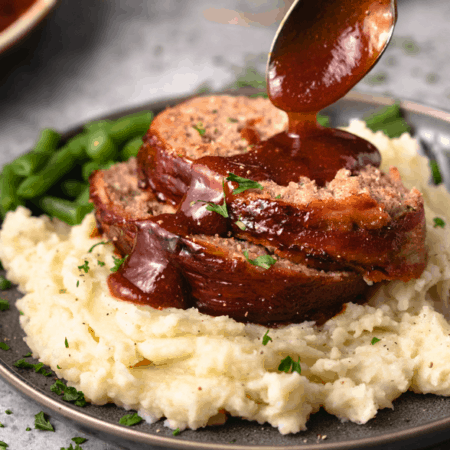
192,122,206,136
76,280,79,287
59,289,67,294
0,343,10,351
235,220,246,231
195,181,229,218
24,352,32,357
77,261,89,273
119,412,143,426
243,251,276,270
19,311,24,315
26,427,31,431
0,441,8,449
226,173,263,195
0,423,3,428
50,379,87,407
88,241,110,253
262,330,272,345
227,117,239,123
57,365,61,369
430,160,442,185
13,359,52,376
274,194,281,199
97,260,106,267
278,356,301,374
317,113,330,127
72,437,87,445
0,299,10,311
5,410,12,415
371,337,381,345
110,255,128,272
65,337,69,348
433,217,445,228
173,428,181,436
0,276,11,290
34,411,54,431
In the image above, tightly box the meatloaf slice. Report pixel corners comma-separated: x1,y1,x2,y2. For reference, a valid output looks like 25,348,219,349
90,159,370,325
137,95,427,282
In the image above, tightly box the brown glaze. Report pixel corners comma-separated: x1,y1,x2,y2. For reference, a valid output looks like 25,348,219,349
0,0,36,33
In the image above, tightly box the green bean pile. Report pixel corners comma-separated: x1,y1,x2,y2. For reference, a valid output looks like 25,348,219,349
0,110,153,225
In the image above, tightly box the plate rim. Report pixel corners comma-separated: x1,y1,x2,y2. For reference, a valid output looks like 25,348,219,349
2,89,450,450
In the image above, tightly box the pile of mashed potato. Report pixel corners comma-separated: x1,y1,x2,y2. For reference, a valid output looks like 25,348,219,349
1,121,450,435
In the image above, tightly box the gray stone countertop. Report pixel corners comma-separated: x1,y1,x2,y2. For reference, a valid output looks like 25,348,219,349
1,0,450,449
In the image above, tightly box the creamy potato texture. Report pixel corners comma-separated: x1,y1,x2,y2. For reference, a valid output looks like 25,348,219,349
1,121,450,434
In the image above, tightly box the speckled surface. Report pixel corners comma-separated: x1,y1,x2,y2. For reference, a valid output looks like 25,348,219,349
2,0,450,449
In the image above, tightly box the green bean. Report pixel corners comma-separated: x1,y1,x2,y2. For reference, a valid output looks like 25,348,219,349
39,196,94,226
62,180,88,198
86,129,118,163
9,151,51,177
0,165,25,212
75,185,90,205
364,103,401,128
0,275,11,290
121,136,143,161
317,113,330,127
108,111,153,145
368,117,411,138
84,119,112,133
33,129,61,153
66,134,88,159
17,147,76,199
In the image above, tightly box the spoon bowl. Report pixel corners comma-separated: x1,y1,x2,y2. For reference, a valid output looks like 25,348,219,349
267,0,397,113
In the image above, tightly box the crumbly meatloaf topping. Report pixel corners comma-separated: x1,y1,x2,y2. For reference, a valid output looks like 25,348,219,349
153,95,288,159
259,165,422,219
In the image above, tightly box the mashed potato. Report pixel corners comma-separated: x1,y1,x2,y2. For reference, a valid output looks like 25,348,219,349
1,121,450,434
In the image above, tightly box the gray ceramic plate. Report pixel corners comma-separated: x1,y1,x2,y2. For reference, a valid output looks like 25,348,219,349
2,90,450,450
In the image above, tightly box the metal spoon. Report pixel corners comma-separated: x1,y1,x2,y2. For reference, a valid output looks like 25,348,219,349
267,0,397,113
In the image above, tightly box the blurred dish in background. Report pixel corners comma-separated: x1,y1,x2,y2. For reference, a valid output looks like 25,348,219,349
0,0,59,55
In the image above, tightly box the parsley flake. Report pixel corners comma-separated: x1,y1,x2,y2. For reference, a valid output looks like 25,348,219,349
278,356,301,374
173,428,181,436
57,365,61,369
34,411,54,431
262,330,272,345
88,241,110,253
226,173,263,195
195,181,228,218
24,352,32,357
243,251,276,270
227,117,239,123
0,343,10,351
192,122,206,136
0,276,11,290
13,359,52,376
5,410,12,415
235,220,246,231
78,261,89,273
50,379,87,407
19,311,24,315
371,337,381,345
97,260,106,267
119,412,143,426
110,255,128,272
65,338,69,348
275,194,281,199
0,423,3,428
433,217,446,228
72,437,87,445
0,441,8,449
26,427,31,431
76,281,79,287
0,299,9,311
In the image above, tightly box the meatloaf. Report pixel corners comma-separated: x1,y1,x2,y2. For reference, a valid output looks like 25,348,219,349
90,159,371,325
137,95,427,282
